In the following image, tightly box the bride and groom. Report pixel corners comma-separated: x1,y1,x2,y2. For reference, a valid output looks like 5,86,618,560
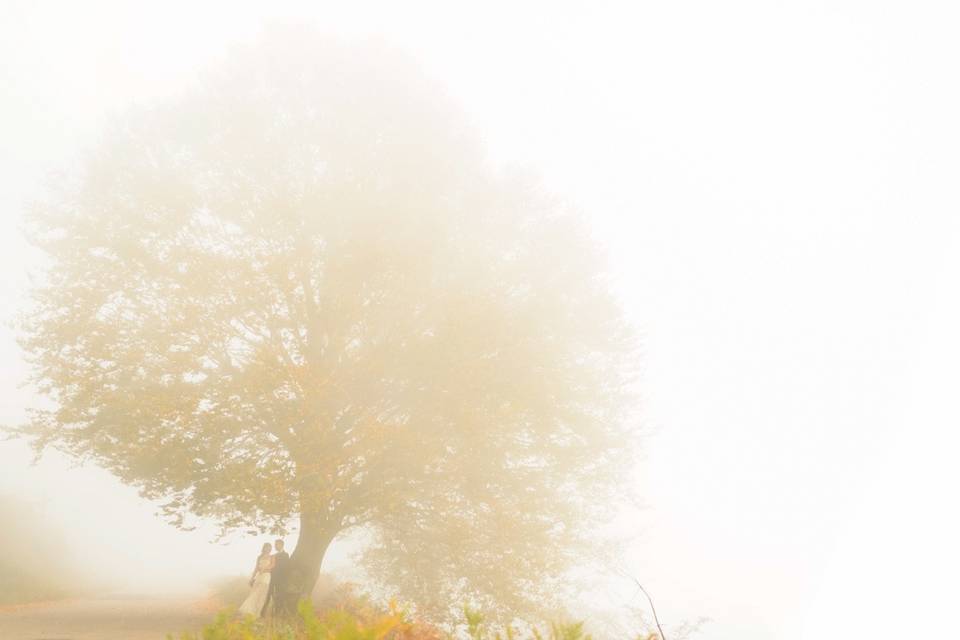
238,538,294,618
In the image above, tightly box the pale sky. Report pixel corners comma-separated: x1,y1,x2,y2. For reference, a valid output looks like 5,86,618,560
2,2,959,639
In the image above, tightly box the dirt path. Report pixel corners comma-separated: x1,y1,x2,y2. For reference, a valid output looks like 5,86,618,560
0,595,217,640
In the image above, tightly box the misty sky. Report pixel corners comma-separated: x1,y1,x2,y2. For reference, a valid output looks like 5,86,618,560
2,2,959,639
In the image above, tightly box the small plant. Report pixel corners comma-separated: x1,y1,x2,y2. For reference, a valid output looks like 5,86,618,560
549,621,591,640
463,605,485,640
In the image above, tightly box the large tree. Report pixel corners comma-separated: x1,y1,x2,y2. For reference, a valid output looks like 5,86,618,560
15,30,639,622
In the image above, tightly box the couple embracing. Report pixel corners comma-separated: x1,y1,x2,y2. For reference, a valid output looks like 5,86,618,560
238,538,295,618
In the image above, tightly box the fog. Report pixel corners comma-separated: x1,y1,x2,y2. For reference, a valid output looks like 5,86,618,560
2,2,960,639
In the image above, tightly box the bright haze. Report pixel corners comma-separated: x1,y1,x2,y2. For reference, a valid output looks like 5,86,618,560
1,2,958,639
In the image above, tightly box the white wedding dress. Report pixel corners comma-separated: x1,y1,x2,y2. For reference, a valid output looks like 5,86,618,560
238,555,273,618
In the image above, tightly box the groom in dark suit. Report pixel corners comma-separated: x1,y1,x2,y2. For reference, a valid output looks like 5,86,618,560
262,538,290,616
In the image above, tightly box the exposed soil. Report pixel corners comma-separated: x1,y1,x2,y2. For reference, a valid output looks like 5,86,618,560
0,595,217,640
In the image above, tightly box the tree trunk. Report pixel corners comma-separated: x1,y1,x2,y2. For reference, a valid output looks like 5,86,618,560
288,511,338,601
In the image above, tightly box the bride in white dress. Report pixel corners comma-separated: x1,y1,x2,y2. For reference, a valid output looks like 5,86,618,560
238,543,275,618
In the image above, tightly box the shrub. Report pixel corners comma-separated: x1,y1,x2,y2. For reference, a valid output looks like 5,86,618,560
168,598,431,640
169,600,641,640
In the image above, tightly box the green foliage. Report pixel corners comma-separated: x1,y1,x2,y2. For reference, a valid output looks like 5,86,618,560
171,600,617,640
549,622,591,640
170,599,424,640
463,605,484,640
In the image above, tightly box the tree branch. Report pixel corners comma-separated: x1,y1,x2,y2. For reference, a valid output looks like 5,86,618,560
633,577,666,640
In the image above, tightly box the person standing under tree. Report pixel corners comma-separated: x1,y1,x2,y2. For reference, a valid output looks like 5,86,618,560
239,543,274,618
262,539,290,616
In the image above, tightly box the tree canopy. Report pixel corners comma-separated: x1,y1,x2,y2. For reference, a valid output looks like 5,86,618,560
16,30,640,622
